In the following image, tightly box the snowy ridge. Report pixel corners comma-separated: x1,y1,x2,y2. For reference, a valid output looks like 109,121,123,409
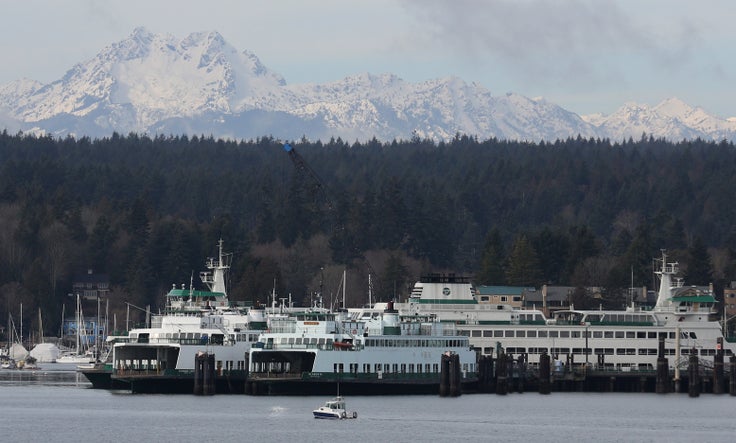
0,28,735,143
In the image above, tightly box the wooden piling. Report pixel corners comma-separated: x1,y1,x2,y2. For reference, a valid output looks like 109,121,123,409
449,353,461,397
729,356,736,396
496,351,508,396
655,335,669,394
194,352,215,396
688,350,700,398
713,339,724,395
538,351,551,395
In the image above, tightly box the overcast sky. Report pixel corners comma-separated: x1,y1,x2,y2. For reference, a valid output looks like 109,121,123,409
2,0,733,117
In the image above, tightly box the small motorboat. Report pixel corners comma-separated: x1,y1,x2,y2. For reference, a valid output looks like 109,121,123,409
312,396,357,420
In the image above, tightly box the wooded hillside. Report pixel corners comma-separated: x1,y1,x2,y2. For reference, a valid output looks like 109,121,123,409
1,130,734,336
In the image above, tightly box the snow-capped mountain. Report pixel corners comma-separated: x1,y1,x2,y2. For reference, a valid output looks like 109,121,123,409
1,28,734,143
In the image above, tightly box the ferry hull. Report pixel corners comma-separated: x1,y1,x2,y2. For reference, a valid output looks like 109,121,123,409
111,371,249,394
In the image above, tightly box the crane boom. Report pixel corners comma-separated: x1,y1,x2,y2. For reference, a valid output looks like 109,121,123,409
282,143,380,302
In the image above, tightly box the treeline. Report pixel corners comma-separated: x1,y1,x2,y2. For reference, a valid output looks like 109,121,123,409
1,130,735,338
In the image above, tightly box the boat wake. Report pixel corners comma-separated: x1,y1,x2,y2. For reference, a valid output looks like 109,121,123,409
269,406,287,416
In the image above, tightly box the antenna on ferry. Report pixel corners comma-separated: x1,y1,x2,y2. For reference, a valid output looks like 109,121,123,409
368,274,373,308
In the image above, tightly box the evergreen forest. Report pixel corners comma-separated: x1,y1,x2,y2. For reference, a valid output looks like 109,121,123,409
1,130,736,339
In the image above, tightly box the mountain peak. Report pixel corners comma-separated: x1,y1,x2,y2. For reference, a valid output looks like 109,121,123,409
0,29,734,143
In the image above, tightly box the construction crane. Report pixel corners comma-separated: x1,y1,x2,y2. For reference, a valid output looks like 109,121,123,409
282,143,380,303
283,143,334,215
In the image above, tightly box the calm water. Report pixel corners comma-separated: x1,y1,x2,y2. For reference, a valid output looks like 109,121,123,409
1,364,735,442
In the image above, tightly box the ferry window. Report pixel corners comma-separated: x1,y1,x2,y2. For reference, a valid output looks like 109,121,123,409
527,331,537,338
604,331,613,338
483,347,493,355
681,349,690,355
280,338,287,344
384,364,390,372
560,331,570,338
572,331,581,338
408,364,414,373
375,363,381,372
433,363,439,373
494,330,503,337
616,349,626,355
615,331,624,339
318,338,326,345
516,331,525,337
417,364,423,373
483,330,493,337
648,332,657,339
401,364,406,373
392,364,399,373
626,348,636,355
549,331,558,338
626,331,635,339
538,331,547,337
505,330,514,337
637,332,647,339
472,330,482,337
426,363,431,373
660,332,668,339
288,337,295,345
689,332,697,339
363,364,370,373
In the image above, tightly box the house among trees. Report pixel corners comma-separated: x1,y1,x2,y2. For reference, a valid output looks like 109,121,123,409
475,286,524,308
72,269,110,301
522,285,579,316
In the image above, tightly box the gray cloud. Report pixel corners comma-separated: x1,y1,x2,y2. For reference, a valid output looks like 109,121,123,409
398,0,691,85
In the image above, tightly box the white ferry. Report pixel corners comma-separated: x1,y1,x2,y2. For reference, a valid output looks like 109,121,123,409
397,252,735,372
247,302,478,395
85,240,265,393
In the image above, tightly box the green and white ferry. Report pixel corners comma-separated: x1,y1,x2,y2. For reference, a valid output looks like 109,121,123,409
247,301,478,395
396,252,735,373
87,240,265,393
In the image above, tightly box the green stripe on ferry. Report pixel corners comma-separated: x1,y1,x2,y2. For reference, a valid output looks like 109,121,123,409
415,299,478,304
167,289,226,298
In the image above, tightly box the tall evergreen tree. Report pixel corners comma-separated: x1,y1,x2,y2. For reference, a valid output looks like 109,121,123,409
477,228,506,285
685,236,713,285
505,235,542,287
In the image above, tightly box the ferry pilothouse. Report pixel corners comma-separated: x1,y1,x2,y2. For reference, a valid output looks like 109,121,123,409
395,252,735,372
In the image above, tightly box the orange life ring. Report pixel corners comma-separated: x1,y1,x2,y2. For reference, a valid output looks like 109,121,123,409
351,329,357,335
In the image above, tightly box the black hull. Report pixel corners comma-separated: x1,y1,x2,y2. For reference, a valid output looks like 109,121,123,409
111,373,249,394
79,367,128,390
